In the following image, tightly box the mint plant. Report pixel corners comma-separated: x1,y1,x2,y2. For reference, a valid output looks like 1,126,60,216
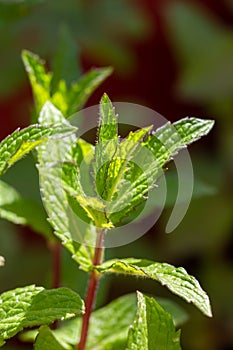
0,49,214,350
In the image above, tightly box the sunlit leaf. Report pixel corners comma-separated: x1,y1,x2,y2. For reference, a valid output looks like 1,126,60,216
95,93,119,201
22,50,112,118
0,124,75,176
126,291,181,350
95,258,212,317
66,67,113,116
109,117,214,225
0,285,84,346
21,293,187,347
22,50,52,115
37,101,95,267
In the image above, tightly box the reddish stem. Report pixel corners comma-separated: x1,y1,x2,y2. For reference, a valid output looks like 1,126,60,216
51,241,61,289
77,229,105,350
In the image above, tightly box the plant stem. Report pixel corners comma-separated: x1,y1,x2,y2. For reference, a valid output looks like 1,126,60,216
77,228,105,350
51,241,61,289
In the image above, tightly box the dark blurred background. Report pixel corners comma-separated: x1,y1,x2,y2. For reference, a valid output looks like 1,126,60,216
0,0,233,349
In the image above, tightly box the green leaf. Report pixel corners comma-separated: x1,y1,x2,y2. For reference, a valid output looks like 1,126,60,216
23,50,112,118
0,180,52,238
72,195,113,229
155,297,188,327
64,93,120,228
95,96,153,208
34,326,66,350
141,117,214,185
67,68,113,116
61,157,112,229
54,65,113,117
54,294,185,350
62,162,95,229
63,94,121,229
0,256,5,267
95,93,120,202
65,139,95,198
71,138,94,168
109,117,214,225
0,124,75,176
98,93,118,143
95,258,212,317
61,98,214,230
105,127,152,223
86,294,136,350
37,102,95,266
21,294,187,347
126,291,181,350
53,294,137,350
0,285,84,345
22,50,52,115
37,102,79,242
73,226,95,272
63,168,113,230
157,117,215,154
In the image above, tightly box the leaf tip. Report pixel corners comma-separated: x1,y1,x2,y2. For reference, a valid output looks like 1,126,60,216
204,302,213,318
101,92,111,104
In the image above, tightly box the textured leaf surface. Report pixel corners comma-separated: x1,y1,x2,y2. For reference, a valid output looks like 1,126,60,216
66,94,148,229
0,124,75,176
90,95,153,227
109,117,214,225
53,294,187,349
22,50,112,117
22,50,51,115
95,258,212,317
40,95,214,235
37,102,95,267
98,93,118,143
0,285,84,345
0,180,52,238
95,93,119,202
156,297,188,327
53,294,137,350
67,67,113,116
145,117,215,165
37,102,79,244
34,326,66,350
21,293,187,347
126,291,181,350
63,94,120,229
62,157,111,230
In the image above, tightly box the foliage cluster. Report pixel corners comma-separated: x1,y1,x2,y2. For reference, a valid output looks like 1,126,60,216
0,46,214,350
